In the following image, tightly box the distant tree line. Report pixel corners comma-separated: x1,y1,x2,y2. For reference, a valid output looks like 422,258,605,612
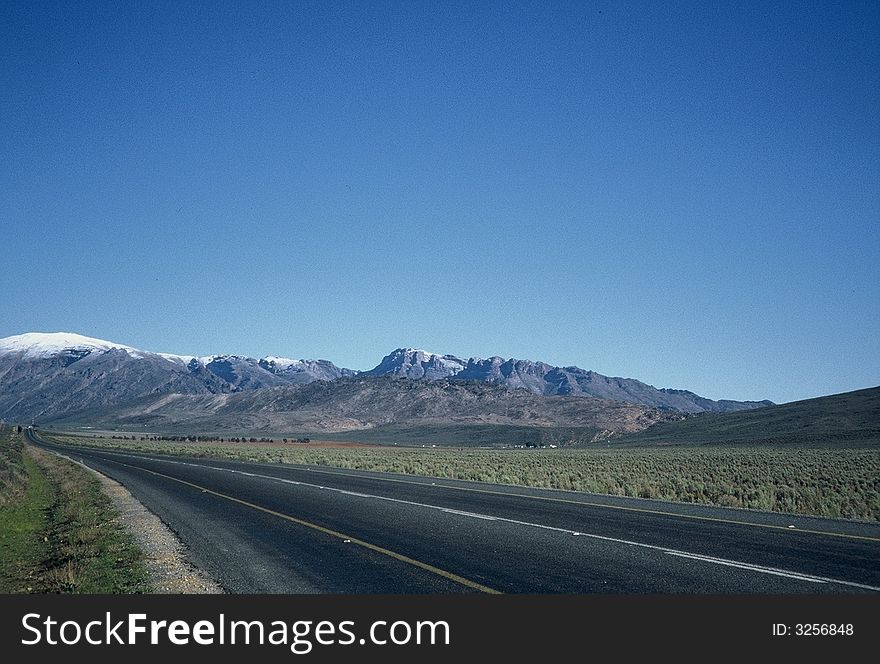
109,434,310,444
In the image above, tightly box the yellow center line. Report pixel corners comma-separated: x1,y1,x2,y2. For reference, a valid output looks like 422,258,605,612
106,457,501,595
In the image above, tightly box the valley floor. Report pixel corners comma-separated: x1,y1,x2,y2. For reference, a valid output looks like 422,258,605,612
43,431,880,522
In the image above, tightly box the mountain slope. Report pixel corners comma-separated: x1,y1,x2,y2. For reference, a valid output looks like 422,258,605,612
613,386,880,447
0,332,352,421
0,332,145,358
49,375,684,438
0,346,229,421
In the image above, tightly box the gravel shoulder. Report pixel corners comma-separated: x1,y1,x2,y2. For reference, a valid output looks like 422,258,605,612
49,450,223,594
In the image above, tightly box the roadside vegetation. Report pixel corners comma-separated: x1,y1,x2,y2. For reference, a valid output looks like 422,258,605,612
0,427,150,593
47,432,880,522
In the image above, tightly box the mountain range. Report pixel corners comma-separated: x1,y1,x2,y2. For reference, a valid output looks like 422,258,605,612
0,333,772,432
55,375,685,439
365,348,772,413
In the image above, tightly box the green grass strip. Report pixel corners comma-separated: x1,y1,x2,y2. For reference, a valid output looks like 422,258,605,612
0,430,151,593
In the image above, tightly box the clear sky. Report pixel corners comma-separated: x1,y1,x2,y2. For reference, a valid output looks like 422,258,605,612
1,1,877,404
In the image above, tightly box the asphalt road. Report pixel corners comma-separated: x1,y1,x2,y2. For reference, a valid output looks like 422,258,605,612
27,431,880,594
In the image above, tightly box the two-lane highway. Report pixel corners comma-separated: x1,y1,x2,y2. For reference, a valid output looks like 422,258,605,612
28,431,880,593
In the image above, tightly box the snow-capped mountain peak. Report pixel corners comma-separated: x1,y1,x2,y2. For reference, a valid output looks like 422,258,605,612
260,356,303,369
0,332,145,358
401,347,439,357
364,347,468,379
394,347,460,362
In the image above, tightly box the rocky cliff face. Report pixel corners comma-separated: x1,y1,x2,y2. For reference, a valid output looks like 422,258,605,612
362,348,468,379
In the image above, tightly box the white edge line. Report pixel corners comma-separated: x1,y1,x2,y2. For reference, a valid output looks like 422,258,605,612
663,552,825,583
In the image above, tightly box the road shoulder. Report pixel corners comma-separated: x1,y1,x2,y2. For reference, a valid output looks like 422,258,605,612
48,449,223,594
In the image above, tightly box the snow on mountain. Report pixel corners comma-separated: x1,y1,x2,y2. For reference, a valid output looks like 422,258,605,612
0,332,351,371
0,332,355,391
364,348,773,413
156,352,198,366
260,356,302,370
0,332,773,420
0,332,146,358
258,356,357,383
364,347,468,379
395,348,468,370
0,332,359,421
157,353,245,367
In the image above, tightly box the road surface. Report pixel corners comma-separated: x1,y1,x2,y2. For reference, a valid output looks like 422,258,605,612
27,430,880,594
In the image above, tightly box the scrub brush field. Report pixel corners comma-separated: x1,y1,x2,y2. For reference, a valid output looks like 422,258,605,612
44,433,880,522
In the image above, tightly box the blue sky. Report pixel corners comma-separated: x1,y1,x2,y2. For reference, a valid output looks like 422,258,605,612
1,1,877,403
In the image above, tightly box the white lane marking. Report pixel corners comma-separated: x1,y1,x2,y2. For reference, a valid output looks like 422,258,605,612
81,448,880,592
663,552,825,583
442,508,498,521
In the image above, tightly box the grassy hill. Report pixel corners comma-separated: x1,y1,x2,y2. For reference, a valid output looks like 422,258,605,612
613,386,880,447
